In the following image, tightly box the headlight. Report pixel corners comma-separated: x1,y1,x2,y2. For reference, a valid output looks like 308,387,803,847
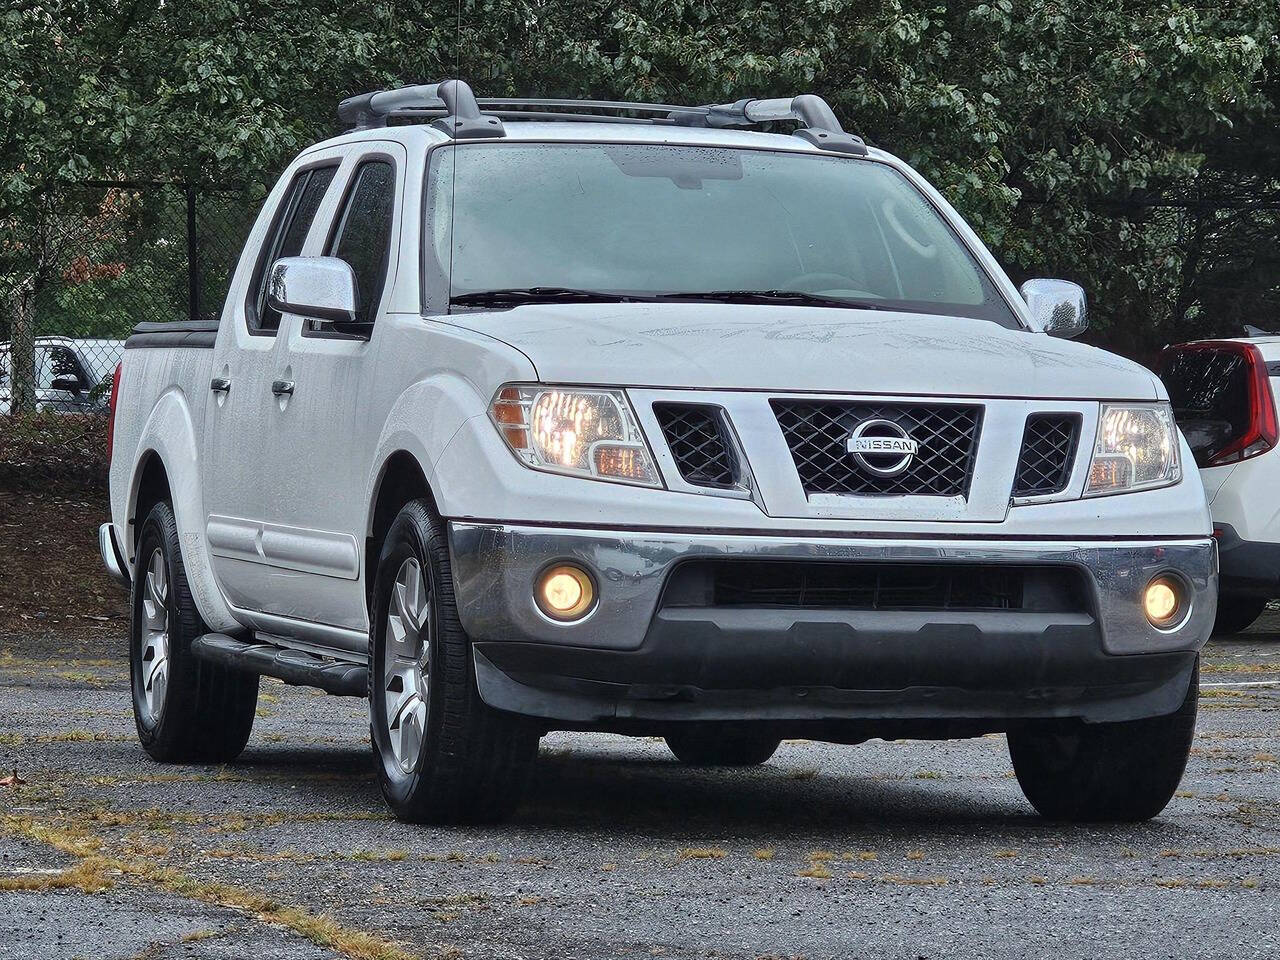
489,385,662,487
1085,402,1182,496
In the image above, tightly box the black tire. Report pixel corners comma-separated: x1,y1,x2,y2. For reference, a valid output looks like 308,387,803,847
130,501,258,763
1007,660,1198,822
1212,596,1269,636
368,499,539,824
665,727,782,766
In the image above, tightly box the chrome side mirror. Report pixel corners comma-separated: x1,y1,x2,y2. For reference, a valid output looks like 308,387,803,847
267,257,359,325
1020,279,1088,338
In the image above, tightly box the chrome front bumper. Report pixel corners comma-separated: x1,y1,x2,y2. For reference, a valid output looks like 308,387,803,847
448,522,1217,656
447,522,1215,726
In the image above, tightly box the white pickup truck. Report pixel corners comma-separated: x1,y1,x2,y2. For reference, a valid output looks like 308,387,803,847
101,81,1217,825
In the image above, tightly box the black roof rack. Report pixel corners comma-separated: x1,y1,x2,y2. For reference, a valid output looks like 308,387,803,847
336,81,867,156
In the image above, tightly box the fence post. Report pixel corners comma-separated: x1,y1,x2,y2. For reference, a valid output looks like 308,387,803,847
8,275,36,414
185,184,199,322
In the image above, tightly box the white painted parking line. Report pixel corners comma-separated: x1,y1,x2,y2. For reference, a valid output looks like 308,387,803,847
1200,680,1280,688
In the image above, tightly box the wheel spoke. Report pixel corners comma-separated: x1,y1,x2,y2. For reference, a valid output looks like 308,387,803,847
135,548,173,725
381,556,434,775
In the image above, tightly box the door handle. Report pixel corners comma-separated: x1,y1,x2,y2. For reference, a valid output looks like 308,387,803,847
271,379,295,397
210,377,231,394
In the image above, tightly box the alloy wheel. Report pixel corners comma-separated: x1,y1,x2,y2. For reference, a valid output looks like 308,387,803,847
138,548,170,724
382,557,432,775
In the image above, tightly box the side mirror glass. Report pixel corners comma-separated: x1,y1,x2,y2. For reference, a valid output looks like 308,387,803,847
50,376,83,394
267,256,360,326
1020,279,1088,338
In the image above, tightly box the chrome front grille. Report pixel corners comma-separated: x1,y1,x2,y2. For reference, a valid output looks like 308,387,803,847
771,400,983,497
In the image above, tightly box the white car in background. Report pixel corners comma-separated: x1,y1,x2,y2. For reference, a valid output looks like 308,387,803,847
1160,337,1280,634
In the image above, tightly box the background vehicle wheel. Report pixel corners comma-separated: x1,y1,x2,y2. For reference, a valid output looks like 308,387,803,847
1007,660,1198,822
1212,596,1268,636
665,727,782,766
369,499,539,824
130,501,258,762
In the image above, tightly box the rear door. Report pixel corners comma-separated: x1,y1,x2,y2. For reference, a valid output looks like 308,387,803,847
202,157,341,617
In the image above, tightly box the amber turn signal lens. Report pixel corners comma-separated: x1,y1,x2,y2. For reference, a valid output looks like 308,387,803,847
536,564,596,621
1143,576,1183,627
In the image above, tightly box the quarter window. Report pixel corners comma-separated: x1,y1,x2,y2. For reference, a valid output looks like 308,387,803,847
326,160,396,325
248,165,337,334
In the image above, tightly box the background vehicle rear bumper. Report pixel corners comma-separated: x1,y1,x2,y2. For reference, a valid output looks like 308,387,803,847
1214,522,1280,597
98,522,130,588
448,522,1215,728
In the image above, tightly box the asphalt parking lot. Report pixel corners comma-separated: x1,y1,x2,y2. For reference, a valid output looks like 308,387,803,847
2,622,1278,960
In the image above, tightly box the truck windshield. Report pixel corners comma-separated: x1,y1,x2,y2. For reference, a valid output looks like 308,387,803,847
426,142,1018,326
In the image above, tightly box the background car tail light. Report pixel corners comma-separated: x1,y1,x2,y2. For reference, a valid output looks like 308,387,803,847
1206,343,1277,465
106,361,122,464
1159,341,1278,467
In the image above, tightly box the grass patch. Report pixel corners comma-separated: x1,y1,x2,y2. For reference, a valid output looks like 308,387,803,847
753,848,775,861
1,814,422,960
679,847,727,860
0,858,114,893
796,862,832,879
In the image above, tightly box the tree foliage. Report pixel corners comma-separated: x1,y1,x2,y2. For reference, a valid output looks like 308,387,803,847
2,0,1277,358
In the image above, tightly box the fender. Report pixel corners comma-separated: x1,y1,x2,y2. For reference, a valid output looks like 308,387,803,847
125,386,240,633
364,371,494,534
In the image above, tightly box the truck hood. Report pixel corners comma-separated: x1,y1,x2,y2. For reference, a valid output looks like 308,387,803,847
442,304,1160,400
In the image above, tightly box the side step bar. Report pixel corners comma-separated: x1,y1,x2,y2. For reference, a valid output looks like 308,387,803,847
191,634,367,697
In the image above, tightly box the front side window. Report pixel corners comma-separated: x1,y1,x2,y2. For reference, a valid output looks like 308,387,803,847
248,164,337,334
327,160,397,325
427,143,1016,326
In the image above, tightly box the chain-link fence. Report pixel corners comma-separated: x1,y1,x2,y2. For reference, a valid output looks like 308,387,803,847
1,182,264,491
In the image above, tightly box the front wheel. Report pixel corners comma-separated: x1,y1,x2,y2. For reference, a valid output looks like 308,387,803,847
1007,660,1198,822
368,499,539,824
665,727,782,766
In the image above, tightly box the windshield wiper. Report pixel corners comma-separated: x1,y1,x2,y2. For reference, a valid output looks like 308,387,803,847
656,289,890,310
450,287,661,307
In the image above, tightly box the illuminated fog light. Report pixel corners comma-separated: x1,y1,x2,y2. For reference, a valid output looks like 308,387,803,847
1143,576,1184,628
536,564,596,621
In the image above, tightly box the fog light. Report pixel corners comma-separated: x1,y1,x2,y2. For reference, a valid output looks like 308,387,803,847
536,564,596,621
1143,576,1183,628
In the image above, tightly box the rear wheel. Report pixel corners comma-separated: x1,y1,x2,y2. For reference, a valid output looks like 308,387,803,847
665,727,782,766
1007,660,1198,822
1212,596,1269,636
369,499,539,824
130,501,258,762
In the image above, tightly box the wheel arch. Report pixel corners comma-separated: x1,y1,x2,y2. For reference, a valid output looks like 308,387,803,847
365,449,439,616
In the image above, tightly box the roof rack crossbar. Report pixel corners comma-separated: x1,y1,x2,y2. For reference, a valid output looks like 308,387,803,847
337,80,505,138
477,97,710,117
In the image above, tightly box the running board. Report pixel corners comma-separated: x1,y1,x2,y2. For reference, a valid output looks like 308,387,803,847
191,633,367,696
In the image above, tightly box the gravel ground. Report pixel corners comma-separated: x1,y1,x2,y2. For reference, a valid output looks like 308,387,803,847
2,617,1278,960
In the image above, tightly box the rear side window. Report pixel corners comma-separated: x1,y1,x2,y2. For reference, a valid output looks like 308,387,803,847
1161,348,1250,466
326,160,396,325
248,165,337,334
